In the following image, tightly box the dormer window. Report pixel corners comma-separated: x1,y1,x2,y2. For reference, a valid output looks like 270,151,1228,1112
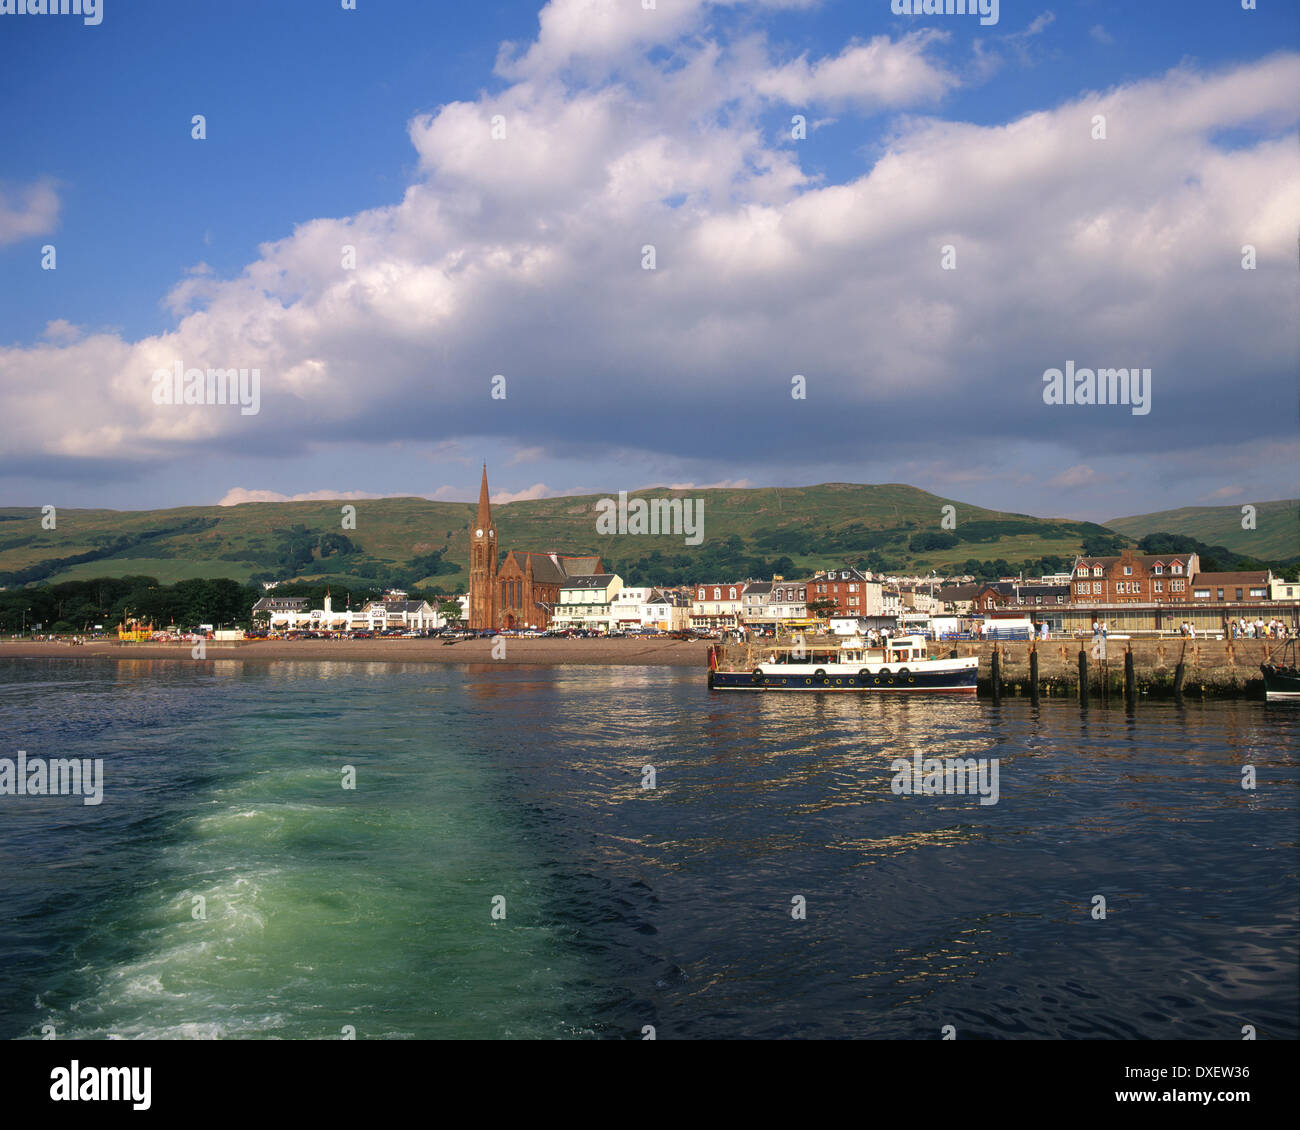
1092,566,1103,577
1153,564,1163,575
713,587,721,599
1173,564,1183,574
1123,566,1132,575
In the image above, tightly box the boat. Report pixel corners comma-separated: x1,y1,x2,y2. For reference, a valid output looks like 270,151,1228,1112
1261,640,1300,701
707,634,978,693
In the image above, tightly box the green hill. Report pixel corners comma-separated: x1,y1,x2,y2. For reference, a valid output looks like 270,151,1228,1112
1104,500,1299,561
0,483,1127,591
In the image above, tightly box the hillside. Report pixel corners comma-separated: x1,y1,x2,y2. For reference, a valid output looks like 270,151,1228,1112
1104,500,1299,561
0,483,1125,591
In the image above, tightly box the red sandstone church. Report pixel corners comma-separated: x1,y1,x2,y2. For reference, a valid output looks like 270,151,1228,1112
468,466,604,630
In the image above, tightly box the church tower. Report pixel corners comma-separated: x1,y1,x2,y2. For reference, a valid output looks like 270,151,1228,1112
468,464,498,628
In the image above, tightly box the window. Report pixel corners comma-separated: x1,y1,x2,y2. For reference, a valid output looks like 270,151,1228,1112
1123,566,1132,575
1193,588,1210,599
1093,566,1103,577
1153,564,1163,575
1171,580,1185,592
1250,588,1266,598
729,588,737,600
1154,580,1163,593
1217,589,1225,600
1093,582,1101,594
1173,564,1183,574
713,587,721,600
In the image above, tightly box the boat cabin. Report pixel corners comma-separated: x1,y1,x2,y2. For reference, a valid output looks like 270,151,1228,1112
757,634,931,666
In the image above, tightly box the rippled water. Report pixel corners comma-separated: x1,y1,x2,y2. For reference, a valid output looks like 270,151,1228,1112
1,658,1295,1039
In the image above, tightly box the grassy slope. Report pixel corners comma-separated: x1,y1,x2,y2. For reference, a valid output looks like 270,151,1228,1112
1104,499,1299,560
0,483,1103,587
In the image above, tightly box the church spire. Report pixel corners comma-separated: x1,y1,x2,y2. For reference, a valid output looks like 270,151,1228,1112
476,463,492,530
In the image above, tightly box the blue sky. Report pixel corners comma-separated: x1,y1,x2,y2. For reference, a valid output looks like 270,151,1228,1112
1,0,1297,522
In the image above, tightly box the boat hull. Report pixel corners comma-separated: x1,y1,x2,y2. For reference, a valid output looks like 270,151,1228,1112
1261,664,1300,701
708,666,977,693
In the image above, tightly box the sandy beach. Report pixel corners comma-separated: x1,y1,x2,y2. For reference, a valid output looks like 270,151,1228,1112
0,637,712,667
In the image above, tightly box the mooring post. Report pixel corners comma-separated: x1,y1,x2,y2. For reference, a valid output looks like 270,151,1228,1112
991,645,1002,703
1078,647,1089,706
1029,646,1040,703
1124,645,1136,708
1173,640,1186,700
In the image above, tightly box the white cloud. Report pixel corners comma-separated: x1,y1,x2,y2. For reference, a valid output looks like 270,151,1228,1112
0,178,59,246
0,13,1296,504
217,488,398,506
492,483,560,503
751,32,958,109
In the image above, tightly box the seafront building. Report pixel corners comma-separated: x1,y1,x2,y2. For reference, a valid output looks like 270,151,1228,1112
250,591,444,633
553,574,623,632
468,465,604,630
244,475,1297,639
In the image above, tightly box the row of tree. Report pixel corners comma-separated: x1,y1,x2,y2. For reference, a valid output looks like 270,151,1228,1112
0,576,463,634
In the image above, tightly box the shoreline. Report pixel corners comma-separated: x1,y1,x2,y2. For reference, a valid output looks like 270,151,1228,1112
0,638,712,667
0,637,1281,696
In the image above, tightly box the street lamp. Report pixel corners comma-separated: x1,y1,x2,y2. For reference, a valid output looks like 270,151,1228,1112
21,607,32,635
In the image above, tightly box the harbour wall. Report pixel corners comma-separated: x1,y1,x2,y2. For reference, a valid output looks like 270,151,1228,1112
955,638,1285,698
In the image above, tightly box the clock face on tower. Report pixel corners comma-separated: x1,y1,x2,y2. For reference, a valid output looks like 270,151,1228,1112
475,528,483,537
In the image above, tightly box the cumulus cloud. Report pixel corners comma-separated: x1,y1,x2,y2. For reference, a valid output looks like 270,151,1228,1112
751,32,958,108
0,3,1296,512
217,488,399,506
492,483,561,503
0,178,59,246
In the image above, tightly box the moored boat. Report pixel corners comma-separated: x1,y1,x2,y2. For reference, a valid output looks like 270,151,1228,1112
707,634,977,693
1261,640,1300,701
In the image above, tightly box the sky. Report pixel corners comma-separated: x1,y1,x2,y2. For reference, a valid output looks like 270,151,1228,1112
1,0,1297,523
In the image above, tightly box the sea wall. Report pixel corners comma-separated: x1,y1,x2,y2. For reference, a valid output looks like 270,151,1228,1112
954,638,1284,698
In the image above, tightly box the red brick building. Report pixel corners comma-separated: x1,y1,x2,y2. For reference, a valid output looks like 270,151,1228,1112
805,568,879,616
468,465,603,629
1188,572,1271,604
1069,550,1198,604
497,550,603,630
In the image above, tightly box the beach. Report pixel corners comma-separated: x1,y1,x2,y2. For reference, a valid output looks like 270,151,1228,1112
0,637,712,666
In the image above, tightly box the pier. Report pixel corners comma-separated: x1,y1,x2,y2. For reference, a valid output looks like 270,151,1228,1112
956,638,1280,699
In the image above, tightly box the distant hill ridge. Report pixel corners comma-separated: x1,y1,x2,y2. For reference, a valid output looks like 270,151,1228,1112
0,484,1293,590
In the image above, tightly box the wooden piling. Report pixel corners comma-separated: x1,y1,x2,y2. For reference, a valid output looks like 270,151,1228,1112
1173,641,1186,700
1029,645,1039,703
1124,646,1136,708
1078,648,1089,706
991,646,1002,703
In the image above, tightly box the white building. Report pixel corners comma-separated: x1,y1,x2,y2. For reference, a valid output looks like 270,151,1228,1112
691,582,745,630
554,574,623,633
642,588,692,631
1269,575,1297,602
767,580,808,626
610,587,653,632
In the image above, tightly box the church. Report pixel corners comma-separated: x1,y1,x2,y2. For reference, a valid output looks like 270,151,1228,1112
468,466,603,630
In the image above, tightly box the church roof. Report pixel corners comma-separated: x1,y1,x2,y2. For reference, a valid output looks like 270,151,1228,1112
475,464,492,531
